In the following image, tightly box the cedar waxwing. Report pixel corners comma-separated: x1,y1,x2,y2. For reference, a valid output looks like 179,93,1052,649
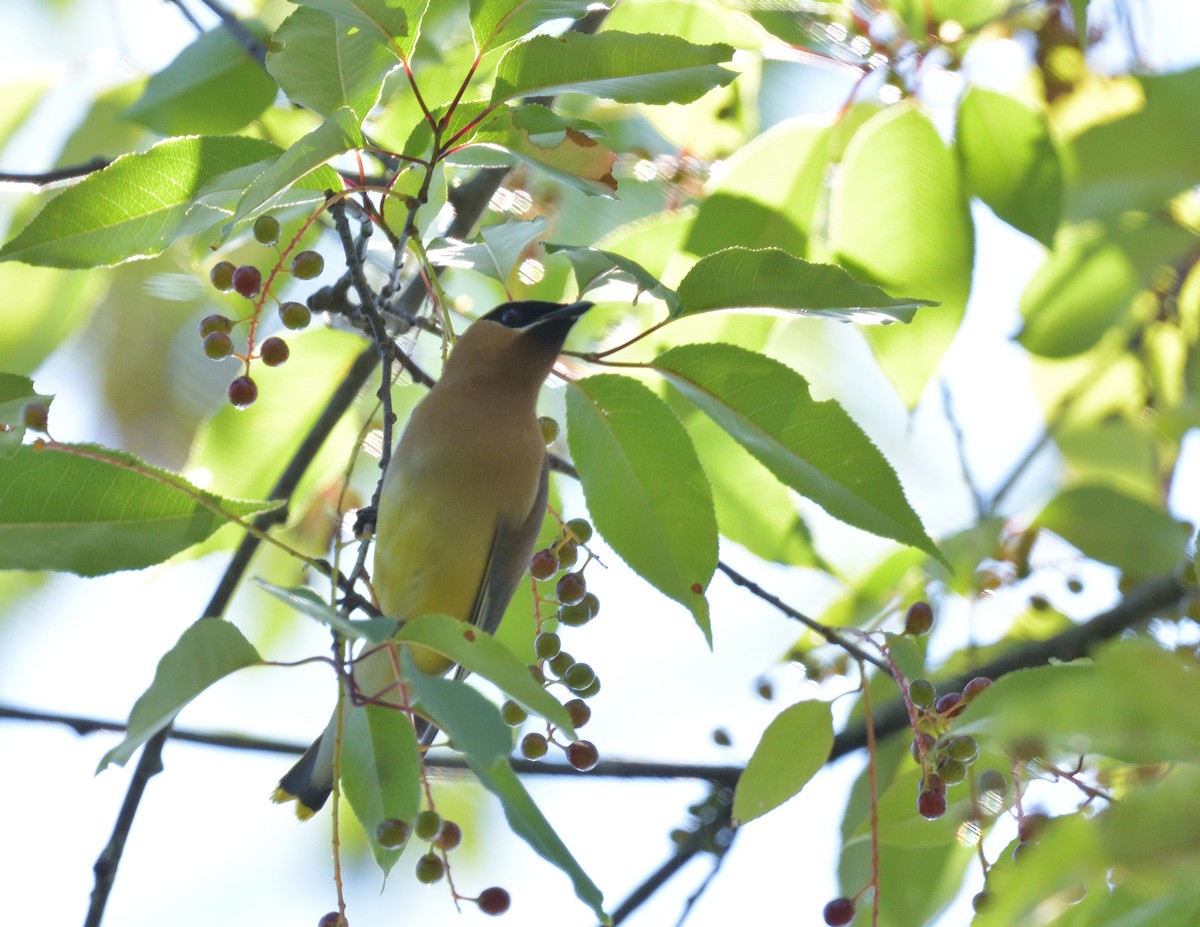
273,299,593,818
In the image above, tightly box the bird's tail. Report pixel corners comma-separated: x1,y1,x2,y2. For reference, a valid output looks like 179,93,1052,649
272,720,336,820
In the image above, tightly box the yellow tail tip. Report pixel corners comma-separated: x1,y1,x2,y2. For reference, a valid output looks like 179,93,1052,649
271,787,318,821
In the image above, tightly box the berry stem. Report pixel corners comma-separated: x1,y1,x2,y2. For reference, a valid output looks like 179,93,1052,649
859,662,881,926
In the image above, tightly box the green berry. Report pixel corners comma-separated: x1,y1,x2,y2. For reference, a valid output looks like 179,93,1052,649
538,416,559,444
908,678,936,709
291,249,324,279
946,735,979,763
259,336,289,367
556,571,586,606
904,601,934,635
414,851,444,884
500,699,527,726
712,728,732,747
253,214,280,245
198,313,233,337
529,548,558,581
558,602,591,627
534,632,561,660
548,651,575,678
279,300,311,330
563,662,596,692
414,809,442,841
209,261,235,291
936,756,967,785
227,375,258,409
566,740,599,771
477,886,510,916
564,698,590,729
203,331,234,360
232,264,262,298
556,540,579,571
565,518,592,543
527,663,546,686
977,769,1006,793
520,732,548,760
375,818,410,848
580,592,600,619
20,402,48,432
573,676,601,699
972,891,990,913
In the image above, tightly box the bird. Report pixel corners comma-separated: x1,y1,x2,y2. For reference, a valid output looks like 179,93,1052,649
273,299,593,819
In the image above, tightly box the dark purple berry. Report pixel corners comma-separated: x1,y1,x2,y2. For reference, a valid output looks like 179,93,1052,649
566,740,598,771
259,336,289,367
556,571,586,606
232,264,262,298
477,887,511,916
904,601,934,635
564,698,591,729
529,548,558,580
962,676,993,701
823,897,856,926
917,787,947,819
227,375,258,408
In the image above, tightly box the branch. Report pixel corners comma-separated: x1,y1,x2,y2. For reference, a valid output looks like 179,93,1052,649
0,159,111,186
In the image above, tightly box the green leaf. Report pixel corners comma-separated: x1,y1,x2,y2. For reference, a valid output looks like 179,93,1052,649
124,25,276,135
402,652,607,921
830,104,973,406
341,700,422,874
602,0,769,50
99,619,261,769
673,247,935,323
469,0,592,52
0,136,284,268
267,7,398,119
1033,484,1188,576
956,88,1062,246
394,614,575,735
649,343,945,565
223,107,362,234
491,31,735,106
732,700,833,824
295,0,409,48
852,767,968,849
1018,218,1194,358
426,218,547,282
544,244,679,309
1066,66,1200,220
252,579,397,643
453,104,618,194
0,443,281,576
566,375,717,641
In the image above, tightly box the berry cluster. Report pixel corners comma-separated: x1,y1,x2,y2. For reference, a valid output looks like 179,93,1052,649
510,496,603,771
907,673,992,819
201,214,325,409
373,812,510,915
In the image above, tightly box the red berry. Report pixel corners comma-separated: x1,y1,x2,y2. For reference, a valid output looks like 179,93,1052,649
232,264,262,298
317,912,344,927
198,313,233,336
279,300,311,330
556,571,586,606
823,897,856,926
203,331,234,360
20,402,49,432
566,740,599,771
433,820,462,851
291,250,324,279
556,540,579,570
529,548,558,581
477,886,511,916
563,698,591,729
227,375,258,408
209,261,235,291
904,601,934,635
917,787,947,819
935,692,964,717
259,336,289,367
962,676,993,701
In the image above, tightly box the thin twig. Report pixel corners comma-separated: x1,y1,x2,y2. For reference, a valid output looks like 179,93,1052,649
0,159,111,186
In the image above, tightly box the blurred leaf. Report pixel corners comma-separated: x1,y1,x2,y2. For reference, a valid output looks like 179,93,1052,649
1055,419,1157,501
341,700,422,874
402,652,607,920
453,104,618,194
1018,218,1194,358
267,7,398,119
651,343,945,565
960,638,1200,763
100,619,261,769
0,80,46,153
394,614,575,735
470,0,592,52
0,443,280,575
253,580,397,643
545,243,678,308
295,0,411,48
602,0,768,49
427,218,546,282
733,700,833,824
1033,484,1188,575
1066,66,1200,220
830,105,973,406
125,24,276,135
887,0,1009,32
0,136,284,268
1070,0,1090,46
926,517,1005,596
956,88,1061,246
491,31,735,106
673,247,935,322
566,374,717,641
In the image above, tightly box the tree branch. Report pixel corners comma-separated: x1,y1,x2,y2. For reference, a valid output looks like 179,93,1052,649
0,159,111,186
